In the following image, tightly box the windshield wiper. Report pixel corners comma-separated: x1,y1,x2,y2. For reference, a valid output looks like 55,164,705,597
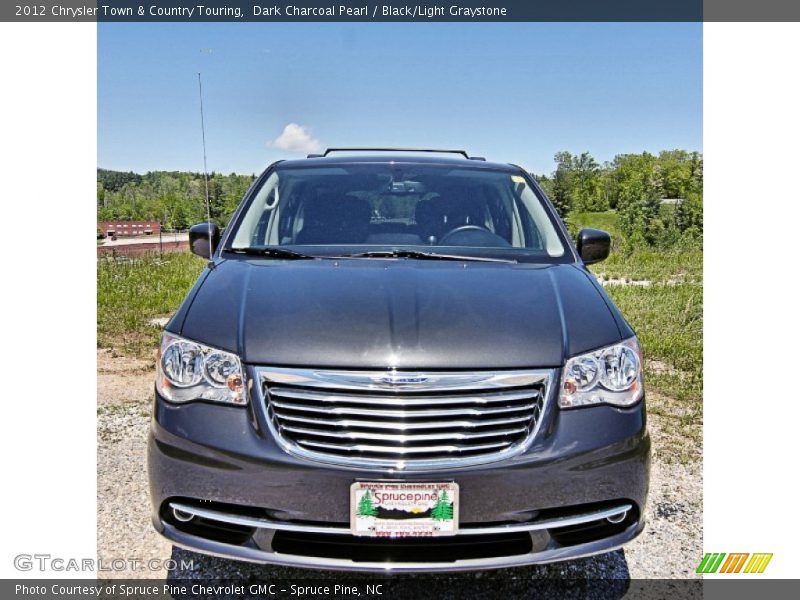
336,249,517,263
229,247,318,260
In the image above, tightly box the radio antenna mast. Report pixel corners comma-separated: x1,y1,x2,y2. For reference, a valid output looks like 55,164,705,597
197,72,213,257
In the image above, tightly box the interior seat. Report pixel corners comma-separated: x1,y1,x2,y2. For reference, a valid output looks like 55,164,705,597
296,193,371,245
414,190,488,241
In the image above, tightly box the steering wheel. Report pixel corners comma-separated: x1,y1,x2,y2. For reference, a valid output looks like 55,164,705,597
439,225,490,243
438,225,510,247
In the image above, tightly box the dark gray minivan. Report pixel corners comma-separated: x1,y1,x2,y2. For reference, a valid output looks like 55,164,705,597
148,149,650,571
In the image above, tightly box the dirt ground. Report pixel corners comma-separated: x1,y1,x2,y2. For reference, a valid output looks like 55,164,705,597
97,349,702,581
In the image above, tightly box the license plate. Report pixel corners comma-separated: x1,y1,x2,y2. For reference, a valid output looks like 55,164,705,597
350,481,459,537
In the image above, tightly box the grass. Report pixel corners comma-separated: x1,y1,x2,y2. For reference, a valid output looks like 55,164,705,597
97,252,206,360
568,210,623,239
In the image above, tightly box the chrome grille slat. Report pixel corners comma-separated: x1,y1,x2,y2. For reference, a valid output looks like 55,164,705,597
260,367,548,392
273,413,534,430
281,425,529,442
270,400,538,418
298,439,514,454
257,367,552,471
269,386,538,406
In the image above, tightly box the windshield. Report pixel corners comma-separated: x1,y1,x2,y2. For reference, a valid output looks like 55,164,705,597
228,163,568,261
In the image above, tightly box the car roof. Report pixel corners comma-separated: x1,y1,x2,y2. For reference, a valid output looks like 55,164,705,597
276,154,522,173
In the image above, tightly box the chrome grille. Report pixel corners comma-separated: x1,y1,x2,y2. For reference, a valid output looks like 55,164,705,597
257,367,552,470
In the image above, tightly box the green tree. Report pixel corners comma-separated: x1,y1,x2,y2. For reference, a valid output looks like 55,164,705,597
572,152,606,212
614,152,657,245
97,169,257,230
356,490,378,517
207,176,225,220
533,173,553,197
549,151,575,217
97,181,106,209
430,490,453,521
675,191,703,242
599,163,619,209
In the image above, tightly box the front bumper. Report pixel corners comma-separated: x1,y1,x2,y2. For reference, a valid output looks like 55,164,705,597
148,388,650,572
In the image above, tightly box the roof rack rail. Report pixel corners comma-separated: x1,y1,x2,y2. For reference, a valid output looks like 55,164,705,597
307,148,484,160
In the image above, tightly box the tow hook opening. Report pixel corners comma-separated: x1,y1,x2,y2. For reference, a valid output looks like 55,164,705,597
606,510,627,524
173,508,195,522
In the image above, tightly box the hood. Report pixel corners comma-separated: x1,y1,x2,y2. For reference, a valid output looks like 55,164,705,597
176,258,628,369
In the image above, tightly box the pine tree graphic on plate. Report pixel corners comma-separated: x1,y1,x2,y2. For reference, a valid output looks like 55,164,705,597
356,490,378,517
430,490,453,521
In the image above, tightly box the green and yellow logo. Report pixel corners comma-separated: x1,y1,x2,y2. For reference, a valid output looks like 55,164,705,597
696,553,773,574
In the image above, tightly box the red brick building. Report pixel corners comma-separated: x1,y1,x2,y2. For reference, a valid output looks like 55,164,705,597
99,220,161,237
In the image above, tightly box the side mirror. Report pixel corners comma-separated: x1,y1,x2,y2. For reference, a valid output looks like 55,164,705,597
577,228,611,265
189,222,221,259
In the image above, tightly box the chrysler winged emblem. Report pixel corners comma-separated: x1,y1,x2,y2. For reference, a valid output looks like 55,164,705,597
378,374,429,385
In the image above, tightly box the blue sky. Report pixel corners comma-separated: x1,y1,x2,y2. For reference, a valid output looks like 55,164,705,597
98,23,702,175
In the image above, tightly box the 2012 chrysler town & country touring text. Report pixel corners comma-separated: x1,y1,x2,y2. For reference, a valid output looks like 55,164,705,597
148,149,650,571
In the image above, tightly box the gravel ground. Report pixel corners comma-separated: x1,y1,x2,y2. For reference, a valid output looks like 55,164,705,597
97,350,702,584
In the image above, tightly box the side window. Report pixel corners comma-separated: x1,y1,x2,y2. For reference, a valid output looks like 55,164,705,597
516,183,564,256
252,185,280,245
231,172,280,248
277,182,304,244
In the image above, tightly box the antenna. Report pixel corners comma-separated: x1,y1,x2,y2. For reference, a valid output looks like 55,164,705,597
197,73,213,257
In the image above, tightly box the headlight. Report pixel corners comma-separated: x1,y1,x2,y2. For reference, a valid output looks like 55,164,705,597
156,333,246,405
559,337,643,408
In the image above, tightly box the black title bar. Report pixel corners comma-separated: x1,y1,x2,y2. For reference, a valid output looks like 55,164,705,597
4,1,800,22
